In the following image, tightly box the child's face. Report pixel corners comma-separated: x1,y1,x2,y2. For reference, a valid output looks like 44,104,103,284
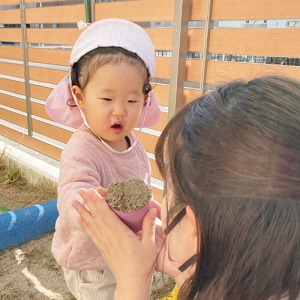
73,62,147,151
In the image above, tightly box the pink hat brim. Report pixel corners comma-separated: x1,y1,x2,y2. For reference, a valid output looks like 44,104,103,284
46,74,83,128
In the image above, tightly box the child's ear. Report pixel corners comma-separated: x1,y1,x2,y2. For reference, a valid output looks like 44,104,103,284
72,85,85,108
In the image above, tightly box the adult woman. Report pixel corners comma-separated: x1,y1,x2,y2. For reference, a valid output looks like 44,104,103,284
73,75,300,300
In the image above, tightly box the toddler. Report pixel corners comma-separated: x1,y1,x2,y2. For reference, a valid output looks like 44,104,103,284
46,18,160,300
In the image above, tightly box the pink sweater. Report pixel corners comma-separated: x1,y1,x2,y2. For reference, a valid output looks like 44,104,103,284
51,125,151,270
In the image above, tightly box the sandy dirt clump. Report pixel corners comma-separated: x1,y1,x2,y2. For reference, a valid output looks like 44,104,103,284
106,178,151,212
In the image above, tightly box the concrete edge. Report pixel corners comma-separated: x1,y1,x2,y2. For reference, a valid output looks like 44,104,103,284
0,140,59,185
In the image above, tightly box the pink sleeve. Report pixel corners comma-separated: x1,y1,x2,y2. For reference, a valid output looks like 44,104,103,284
57,146,102,231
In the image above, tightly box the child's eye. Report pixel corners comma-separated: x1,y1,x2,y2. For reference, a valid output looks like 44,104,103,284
128,100,137,103
102,98,112,101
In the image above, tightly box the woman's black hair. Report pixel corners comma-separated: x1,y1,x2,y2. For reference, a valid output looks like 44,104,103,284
155,75,300,300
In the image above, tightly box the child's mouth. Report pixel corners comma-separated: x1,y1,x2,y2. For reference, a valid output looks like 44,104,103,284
111,124,122,128
111,123,124,134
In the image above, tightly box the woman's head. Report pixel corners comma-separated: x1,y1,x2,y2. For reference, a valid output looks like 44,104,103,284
155,76,300,300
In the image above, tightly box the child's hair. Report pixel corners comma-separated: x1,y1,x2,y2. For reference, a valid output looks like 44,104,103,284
70,46,151,93
155,76,300,300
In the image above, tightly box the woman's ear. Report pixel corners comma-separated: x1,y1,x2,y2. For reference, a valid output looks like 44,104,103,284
186,205,197,237
186,205,199,255
72,85,85,108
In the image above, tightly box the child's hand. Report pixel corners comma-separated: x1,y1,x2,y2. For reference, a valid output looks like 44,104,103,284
72,188,157,299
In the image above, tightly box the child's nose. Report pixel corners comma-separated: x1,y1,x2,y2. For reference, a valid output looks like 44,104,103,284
112,102,126,116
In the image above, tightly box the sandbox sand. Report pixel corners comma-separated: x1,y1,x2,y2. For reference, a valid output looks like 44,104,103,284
0,233,175,300
0,166,175,299
0,233,75,300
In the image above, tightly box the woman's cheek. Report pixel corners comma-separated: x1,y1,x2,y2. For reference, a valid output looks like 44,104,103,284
161,196,168,230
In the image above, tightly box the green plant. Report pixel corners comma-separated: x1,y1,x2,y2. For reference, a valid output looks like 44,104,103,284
0,204,10,213
4,169,19,184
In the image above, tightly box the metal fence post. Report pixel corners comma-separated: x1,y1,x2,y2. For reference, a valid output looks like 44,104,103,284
90,0,95,23
19,0,32,136
163,0,191,196
199,0,212,95
84,0,92,23
168,0,191,121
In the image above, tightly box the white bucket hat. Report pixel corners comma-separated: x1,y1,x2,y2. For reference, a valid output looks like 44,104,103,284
46,18,160,129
